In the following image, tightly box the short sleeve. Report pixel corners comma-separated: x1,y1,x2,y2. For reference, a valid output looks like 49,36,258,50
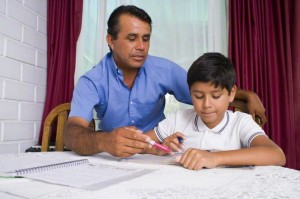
154,109,195,142
238,112,267,147
69,76,100,122
154,112,177,142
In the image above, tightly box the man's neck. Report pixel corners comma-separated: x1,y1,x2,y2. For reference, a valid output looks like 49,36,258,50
122,69,139,89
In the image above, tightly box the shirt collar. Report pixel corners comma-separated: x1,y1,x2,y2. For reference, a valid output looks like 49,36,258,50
109,53,145,78
193,111,229,134
108,53,120,78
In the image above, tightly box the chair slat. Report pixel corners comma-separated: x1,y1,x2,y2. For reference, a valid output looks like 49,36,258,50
55,111,68,151
41,103,95,152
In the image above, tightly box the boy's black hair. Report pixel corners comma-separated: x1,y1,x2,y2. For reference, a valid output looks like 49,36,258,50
187,52,236,94
107,5,152,39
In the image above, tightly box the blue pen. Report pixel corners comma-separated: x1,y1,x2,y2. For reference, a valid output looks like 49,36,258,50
176,137,185,153
177,137,184,143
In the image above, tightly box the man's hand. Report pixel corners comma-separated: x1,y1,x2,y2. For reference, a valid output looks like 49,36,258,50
246,91,267,126
64,118,151,157
235,89,267,126
100,126,151,157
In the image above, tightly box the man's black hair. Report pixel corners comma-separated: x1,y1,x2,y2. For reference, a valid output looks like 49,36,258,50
107,5,152,39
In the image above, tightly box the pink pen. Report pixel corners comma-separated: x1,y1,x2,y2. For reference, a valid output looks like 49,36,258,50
147,140,172,153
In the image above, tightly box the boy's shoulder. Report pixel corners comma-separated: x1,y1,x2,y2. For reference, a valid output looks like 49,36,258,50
228,110,260,127
229,110,253,119
163,109,197,132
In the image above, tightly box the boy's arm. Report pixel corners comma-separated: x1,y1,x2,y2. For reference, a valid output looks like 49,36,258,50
235,89,267,125
176,135,286,170
213,135,286,166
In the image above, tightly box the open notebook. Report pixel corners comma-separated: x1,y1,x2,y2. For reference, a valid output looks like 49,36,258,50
0,152,154,190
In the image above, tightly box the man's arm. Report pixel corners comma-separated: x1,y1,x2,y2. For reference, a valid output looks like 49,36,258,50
64,117,150,157
235,89,267,125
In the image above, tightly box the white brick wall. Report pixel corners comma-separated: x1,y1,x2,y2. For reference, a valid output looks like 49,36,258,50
0,0,47,154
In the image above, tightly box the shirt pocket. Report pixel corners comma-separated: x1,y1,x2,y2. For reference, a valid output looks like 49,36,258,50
134,97,165,125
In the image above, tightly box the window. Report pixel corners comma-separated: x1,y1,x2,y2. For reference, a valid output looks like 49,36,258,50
76,0,227,116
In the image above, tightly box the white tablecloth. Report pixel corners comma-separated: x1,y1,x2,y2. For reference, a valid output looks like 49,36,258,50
0,152,299,199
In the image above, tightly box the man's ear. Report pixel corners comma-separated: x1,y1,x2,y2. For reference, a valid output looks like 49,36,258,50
106,34,114,51
229,85,237,102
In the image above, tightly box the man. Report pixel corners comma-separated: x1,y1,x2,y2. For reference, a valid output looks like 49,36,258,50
64,5,266,157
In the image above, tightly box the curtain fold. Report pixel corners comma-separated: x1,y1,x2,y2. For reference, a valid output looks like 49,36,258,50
229,0,299,169
291,0,300,170
38,0,83,144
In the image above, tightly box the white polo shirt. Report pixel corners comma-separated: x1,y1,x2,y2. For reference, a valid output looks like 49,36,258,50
154,109,266,151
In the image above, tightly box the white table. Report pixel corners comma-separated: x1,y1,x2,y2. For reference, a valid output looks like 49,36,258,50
0,152,299,199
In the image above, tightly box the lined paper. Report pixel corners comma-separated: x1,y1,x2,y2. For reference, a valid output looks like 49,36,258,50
0,152,154,190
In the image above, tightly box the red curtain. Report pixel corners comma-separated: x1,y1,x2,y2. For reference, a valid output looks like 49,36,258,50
229,0,300,170
292,0,300,170
38,0,83,144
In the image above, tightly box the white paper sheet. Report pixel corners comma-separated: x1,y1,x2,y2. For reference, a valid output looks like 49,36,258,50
0,152,154,190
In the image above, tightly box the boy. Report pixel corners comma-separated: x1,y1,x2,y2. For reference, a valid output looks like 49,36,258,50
145,52,286,170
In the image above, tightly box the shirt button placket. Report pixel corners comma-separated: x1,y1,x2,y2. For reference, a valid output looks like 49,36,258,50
129,101,135,124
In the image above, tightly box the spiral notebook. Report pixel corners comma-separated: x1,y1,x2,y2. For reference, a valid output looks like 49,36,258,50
0,153,154,190
13,159,89,176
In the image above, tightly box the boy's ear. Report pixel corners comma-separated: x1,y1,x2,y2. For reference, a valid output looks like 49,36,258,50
229,85,237,102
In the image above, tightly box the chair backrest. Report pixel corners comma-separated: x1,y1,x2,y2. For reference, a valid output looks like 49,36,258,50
41,103,95,152
229,99,262,126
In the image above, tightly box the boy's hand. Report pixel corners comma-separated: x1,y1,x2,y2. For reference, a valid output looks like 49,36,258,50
162,132,186,153
175,148,218,170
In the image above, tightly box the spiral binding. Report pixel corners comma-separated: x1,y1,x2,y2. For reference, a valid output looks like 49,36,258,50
15,159,89,176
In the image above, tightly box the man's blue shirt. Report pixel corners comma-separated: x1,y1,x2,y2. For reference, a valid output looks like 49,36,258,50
69,52,192,132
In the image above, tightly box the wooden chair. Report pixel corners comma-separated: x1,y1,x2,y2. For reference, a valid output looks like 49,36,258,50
41,103,95,152
229,99,263,126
